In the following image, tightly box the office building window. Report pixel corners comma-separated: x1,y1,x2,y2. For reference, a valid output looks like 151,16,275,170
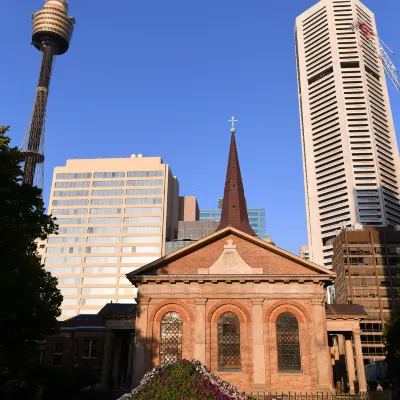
122,236,160,243
56,173,92,179
54,218,87,225
83,267,118,274
87,227,120,234
91,189,124,196
84,256,119,264
52,209,88,216
88,217,122,224
60,288,79,295
52,199,89,206
122,246,160,253
126,188,163,196
93,172,125,178
127,170,164,177
54,190,90,197
126,179,163,186
83,340,99,358
125,207,162,214
81,299,111,306
125,198,162,204
86,236,120,244
45,257,82,264
82,288,116,295
89,208,122,214
57,227,86,234
55,181,90,188
93,180,125,187
123,216,161,224
46,267,81,274
46,247,82,254
48,237,85,244
62,298,77,305
123,226,161,233
82,277,117,284
91,198,123,205
85,246,119,253
121,256,158,264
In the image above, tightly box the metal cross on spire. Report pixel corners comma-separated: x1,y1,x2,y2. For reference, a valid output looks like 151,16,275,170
228,116,238,133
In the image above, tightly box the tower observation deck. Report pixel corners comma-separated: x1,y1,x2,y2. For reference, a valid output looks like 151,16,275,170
21,0,75,187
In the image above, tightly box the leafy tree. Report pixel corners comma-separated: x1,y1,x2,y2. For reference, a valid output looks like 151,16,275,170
384,304,400,379
0,126,62,376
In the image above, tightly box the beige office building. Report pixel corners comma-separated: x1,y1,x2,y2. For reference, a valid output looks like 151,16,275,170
295,0,400,269
43,155,179,319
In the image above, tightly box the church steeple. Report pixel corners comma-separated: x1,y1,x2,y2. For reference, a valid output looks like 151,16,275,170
215,117,256,236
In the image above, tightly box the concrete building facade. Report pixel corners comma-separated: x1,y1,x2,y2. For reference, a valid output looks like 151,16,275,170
43,155,179,319
332,226,400,363
295,0,400,269
300,245,310,261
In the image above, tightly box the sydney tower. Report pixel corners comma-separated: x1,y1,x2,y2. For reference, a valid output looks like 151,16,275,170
21,0,75,187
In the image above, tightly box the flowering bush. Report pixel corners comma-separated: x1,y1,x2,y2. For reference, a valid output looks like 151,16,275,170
119,359,254,400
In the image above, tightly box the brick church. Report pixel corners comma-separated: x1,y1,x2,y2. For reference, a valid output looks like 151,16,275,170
42,125,369,394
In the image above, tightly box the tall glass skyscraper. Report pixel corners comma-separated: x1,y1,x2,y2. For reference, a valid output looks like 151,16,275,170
199,207,266,238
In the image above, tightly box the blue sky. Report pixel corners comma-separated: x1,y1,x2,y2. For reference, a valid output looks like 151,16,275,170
2,0,400,255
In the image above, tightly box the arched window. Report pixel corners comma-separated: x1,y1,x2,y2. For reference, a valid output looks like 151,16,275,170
218,312,241,370
160,312,183,366
276,312,301,372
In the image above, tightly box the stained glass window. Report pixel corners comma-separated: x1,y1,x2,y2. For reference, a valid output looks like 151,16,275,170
160,312,183,366
276,312,301,372
218,312,241,370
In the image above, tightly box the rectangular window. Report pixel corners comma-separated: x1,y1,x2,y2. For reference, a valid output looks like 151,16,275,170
83,340,99,358
91,190,124,196
119,277,132,285
122,246,160,253
93,172,125,178
60,288,79,295
92,180,125,187
45,257,82,264
127,171,164,177
81,299,110,307
123,217,161,224
86,236,120,244
88,217,122,224
53,342,64,366
54,218,87,225
87,227,120,234
57,277,81,285
91,198,123,205
56,173,92,179
48,237,84,244
125,207,162,214
123,226,161,233
126,179,163,187
84,256,119,264
57,227,86,234
82,288,116,295
122,236,160,243
126,188,163,196
125,198,162,205
54,190,90,197
89,208,122,214
55,181,90,188
52,209,88,216
83,266,118,274
46,267,81,274
62,298,77,305
82,277,117,284
46,247,82,254
121,256,158,263
85,246,119,253
52,199,89,206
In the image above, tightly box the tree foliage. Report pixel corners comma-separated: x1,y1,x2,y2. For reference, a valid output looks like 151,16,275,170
0,125,62,372
384,304,400,378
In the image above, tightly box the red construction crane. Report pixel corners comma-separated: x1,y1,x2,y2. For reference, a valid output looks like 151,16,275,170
351,21,400,92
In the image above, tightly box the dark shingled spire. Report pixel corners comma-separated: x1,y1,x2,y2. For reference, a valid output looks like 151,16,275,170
216,128,256,236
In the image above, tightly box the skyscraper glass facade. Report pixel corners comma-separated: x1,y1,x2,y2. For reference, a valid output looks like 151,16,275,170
199,208,266,238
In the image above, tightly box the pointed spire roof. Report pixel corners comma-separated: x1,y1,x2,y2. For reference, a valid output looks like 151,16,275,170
215,119,256,236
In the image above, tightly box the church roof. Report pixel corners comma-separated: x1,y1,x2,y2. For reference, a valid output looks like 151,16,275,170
126,226,336,279
215,128,256,236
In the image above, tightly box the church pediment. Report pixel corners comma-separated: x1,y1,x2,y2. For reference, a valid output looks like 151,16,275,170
198,239,263,275
127,227,336,282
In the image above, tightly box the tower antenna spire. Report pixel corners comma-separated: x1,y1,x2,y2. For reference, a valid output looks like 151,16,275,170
21,0,75,188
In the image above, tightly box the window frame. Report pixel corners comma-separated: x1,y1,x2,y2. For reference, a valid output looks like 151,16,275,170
159,312,183,366
217,311,241,371
83,339,99,359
